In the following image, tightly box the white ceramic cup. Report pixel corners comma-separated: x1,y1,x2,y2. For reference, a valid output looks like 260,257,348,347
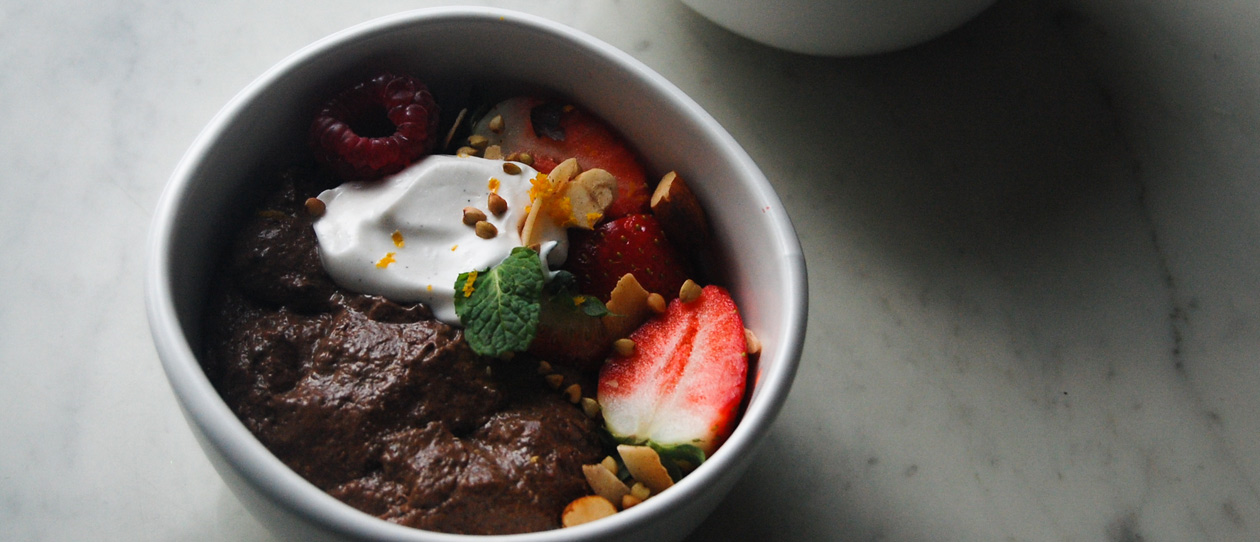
682,0,998,56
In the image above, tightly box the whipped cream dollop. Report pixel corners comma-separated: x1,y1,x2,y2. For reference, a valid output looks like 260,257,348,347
313,155,566,324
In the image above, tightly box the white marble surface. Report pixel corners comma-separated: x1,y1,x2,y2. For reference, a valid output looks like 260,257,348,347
2,0,1259,540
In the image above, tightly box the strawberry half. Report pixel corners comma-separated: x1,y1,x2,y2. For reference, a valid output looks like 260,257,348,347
597,285,747,457
470,97,650,218
564,214,690,302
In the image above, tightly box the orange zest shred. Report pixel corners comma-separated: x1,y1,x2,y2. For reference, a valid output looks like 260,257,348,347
488,177,500,193
528,173,553,201
462,270,479,298
527,172,575,225
550,196,572,225
375,252,397,269
391,230,405,248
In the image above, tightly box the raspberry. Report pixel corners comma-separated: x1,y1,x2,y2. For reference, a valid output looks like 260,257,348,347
309,73,440,181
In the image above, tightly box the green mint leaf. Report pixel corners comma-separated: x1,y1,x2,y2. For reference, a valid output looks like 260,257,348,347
650,441,707,469
541,270,609,317
578,295,610,317
453,247,545,357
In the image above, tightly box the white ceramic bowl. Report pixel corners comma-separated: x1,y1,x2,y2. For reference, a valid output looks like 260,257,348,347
682,0,997,56
147,7,806,541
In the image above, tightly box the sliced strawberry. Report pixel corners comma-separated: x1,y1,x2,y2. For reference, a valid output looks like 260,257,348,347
564,214,690,302
470,97,650,218
597,285,747,457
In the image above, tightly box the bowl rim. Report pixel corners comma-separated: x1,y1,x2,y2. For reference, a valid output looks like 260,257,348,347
146,6,807,540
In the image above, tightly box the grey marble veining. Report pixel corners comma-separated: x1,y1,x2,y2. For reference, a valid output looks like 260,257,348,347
2,0,1258,540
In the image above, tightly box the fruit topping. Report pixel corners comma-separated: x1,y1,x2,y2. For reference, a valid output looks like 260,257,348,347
527,271,614,371
649,171,710,250
598,285,748,458
309,73,441,181
564,214,691,302
519,158,617,249
470,97,650,219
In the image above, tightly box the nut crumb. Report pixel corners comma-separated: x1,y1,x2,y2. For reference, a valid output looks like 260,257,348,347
475,220,498,239
545,373,564,389
462,207,487,225
304,197,325,217
581,397,601,418
629,482,651,500
679,280,702,303
488,193,508,215
647,293,666,314
745,328,761,355
613,338,635,357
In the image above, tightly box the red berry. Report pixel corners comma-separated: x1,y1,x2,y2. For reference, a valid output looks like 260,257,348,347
528,294,612,371
598,285,748,456
309,73,440,181
564,214,690,302
470,97,650,218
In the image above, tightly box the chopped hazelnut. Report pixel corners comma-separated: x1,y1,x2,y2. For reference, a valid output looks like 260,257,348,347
613,338,635,357
679,279,702,303
475,220,498,239
629,482,651,500
745,328,762,355
462,207,487,225
304,197,326,217
563,383,581,404
545,373,564,389
581,397,601,419
647,293,667,314
488,193,508,215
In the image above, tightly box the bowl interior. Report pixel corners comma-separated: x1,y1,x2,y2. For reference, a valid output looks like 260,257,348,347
150,7,806,540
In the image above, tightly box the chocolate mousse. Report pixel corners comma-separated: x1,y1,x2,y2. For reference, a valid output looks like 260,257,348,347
202,166,603,535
